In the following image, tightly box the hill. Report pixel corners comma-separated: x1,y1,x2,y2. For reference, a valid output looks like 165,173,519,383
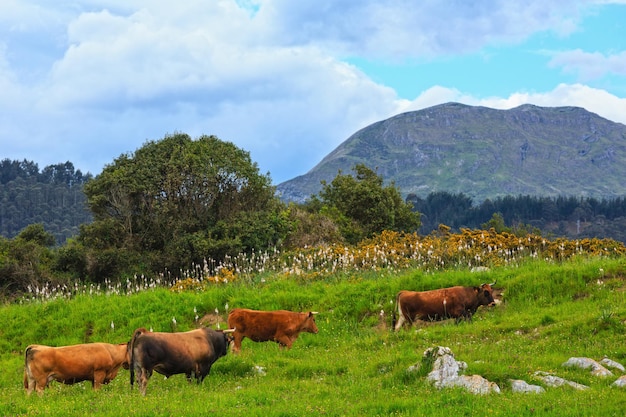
277,102,626,203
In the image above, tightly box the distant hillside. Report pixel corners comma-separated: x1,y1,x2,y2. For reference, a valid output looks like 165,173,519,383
277,103,626,203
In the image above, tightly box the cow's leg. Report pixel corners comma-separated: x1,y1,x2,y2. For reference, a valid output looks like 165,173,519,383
455,309,472,324
232,333,243,353
197,365,210,383
26,378,36,395
276,335,294,349
93,370,106,390
138,368,150,396
34,377,48,395
24,370,36,395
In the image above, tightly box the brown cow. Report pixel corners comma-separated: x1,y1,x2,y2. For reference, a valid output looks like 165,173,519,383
129,327,233,396
393,283,496,331
227,308,319,353
23,342,129,395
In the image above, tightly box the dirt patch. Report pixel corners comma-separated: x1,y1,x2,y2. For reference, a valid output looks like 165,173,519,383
197,313,226,328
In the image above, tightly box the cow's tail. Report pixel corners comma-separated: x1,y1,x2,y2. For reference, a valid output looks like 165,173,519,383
23,346,30,389
23,345,35,390
128,328,146,388
392,292,400,330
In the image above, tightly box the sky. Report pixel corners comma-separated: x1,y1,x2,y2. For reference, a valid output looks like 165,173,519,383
1,1,626,185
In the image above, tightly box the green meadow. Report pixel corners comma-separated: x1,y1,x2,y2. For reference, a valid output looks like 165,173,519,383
1,257,626,416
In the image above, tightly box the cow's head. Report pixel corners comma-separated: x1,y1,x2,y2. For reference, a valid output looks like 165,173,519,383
222,328,236,344
478,283,496,307
303,312,319,334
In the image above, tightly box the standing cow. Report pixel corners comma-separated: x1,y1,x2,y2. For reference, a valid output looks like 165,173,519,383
129,327,233,395
227,308,319,353
23,342,129,395
393,283,496,331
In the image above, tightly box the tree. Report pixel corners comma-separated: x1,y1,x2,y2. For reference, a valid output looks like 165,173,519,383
313,164,420,244
17,223,55,247
0,224,58,296
81,133,289,279
481,212,509,233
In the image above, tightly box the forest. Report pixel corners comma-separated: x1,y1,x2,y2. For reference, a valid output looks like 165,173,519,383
410,192,626,242
0,159,92,244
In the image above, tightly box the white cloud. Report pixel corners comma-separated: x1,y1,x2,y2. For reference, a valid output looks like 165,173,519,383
403,84,626,125
548,49,626,80
255,0,584,58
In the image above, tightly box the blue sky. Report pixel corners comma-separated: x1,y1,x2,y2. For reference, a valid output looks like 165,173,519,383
1,1,625,184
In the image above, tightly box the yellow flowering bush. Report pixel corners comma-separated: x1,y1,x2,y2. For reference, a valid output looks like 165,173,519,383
166,228,626,291
170,278,204,293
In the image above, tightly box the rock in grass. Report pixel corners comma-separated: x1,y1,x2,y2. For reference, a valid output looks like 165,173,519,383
612,376,626,388
510,379,545,394
534,371,589,390
417,346,500,395
600,357,625,373
562,357,613,377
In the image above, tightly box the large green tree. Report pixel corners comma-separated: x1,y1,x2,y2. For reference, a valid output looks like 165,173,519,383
312,164,420,244
81,133,289,279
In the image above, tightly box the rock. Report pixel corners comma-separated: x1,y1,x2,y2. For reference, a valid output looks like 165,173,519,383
612,375,626,388
562,357,613,377
453,375,501,395
600,357,625,373
510,379,545,394
418,346,499,395
534,371,589,390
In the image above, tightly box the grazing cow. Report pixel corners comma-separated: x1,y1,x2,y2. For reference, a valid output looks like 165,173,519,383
23,342,129,395
393,283,496,331
129,327,234,395
227,308,319,353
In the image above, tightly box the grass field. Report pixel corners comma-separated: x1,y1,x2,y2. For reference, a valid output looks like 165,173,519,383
1,257,626,416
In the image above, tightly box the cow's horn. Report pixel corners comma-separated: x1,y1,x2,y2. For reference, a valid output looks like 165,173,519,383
311,311,319,315
223,328,236,333
486,280,496,286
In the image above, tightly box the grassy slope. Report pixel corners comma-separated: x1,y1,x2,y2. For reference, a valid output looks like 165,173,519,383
1,257,626,416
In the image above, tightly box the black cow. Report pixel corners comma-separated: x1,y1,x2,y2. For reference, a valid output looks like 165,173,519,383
129,327,233,395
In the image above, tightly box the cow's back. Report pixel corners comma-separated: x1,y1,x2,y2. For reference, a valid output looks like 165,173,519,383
229,308,275,340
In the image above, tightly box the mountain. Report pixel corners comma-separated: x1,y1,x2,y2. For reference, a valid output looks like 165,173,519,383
277,102,626,203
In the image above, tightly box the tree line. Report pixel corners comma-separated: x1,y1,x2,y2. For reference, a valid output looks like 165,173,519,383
0,159,93,244
409,192,626,241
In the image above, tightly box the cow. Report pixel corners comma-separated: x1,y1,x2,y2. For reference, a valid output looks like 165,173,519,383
227,308,319,353
128,327,234,395
393,283,496,331
23,342,129,395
